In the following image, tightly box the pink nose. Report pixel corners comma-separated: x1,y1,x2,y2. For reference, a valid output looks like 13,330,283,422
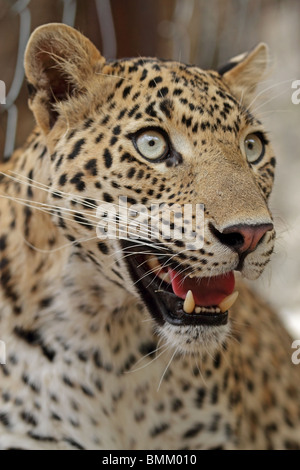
211,223,274,254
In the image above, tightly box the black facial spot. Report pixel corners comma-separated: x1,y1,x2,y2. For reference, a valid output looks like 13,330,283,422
39,297,53,309
103,193,114,203
70,172,86,192
95,133,104,144
85,159,98,176
112,125,121,136
81,385,94,397
14,326,56,362
140,69,148,81
122,86,132,99
103,148,113,169
150,423,169,437
38,147,47,159
127,168,136,178
148,77,163,88
117,109,127,120
0,235,7,251
0,412,11,428
128,104,139,117
182,423,204,439
138,341,157,358
145,102,157,118
192,123,198,133
98,242,109,255
101,115,110,125
58,174,67,186
173,88,183,96
55,155,64,170
121,152,135,163
127,197,137,205
159,99,172,119
27,170,34,198
68,138,85,160
157,87,168,98
62,375,75,387
182,115,192,128
67,129,77,140
195,387,206,408
128,64,138,73
20,411,38,427
110,136,118,146
84,118,94,128
74,213,93,230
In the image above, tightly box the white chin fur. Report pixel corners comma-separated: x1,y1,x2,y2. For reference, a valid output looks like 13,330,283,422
156,323,231,356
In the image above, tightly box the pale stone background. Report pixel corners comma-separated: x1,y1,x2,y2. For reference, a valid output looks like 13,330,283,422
246,5,300,337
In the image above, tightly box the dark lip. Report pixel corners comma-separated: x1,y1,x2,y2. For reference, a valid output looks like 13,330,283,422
121,240,228,327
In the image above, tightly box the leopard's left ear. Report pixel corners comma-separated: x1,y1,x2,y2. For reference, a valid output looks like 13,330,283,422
218,43,269,108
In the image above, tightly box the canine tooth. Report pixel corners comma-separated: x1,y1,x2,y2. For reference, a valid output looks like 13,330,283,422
218,291,239,313
195,306,201,314
158,271,171,283
183,290,195,314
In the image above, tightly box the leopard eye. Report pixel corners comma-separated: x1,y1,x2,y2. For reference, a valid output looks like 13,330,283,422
135,129,168,161
244,133,265,164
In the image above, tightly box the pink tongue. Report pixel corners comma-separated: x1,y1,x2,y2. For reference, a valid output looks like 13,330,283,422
168,268,235,307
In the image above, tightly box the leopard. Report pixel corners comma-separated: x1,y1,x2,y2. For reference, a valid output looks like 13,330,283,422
0,23,299,450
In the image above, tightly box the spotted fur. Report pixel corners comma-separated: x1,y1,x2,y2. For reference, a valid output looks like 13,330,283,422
0,24,299,450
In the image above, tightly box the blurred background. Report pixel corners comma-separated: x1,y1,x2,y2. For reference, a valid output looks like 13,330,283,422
0,0,299,336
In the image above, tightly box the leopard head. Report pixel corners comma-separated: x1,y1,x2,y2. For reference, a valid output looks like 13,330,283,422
24,24,275,354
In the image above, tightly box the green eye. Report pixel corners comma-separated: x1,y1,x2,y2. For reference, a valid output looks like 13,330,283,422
135,130,168,161
244,133,264,164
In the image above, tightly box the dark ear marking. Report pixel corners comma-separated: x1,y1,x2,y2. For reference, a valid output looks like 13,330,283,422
219,43,269,107
218,61,239,76
27,82,37,99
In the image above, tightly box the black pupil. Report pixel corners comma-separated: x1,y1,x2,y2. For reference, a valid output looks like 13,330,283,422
149,139,155,147
248,141,254,150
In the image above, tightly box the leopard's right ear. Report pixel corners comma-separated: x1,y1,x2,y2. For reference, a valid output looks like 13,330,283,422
219,43,269,109
24,23,105,134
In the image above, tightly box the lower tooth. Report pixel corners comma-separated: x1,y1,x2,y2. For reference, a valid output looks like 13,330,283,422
218,291,239,313
195,307,201,313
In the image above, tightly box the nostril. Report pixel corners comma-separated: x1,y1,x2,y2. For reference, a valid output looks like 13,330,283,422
211,229,245,249
209,222,273,254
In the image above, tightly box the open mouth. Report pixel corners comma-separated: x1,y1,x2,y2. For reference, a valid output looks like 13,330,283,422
121,241,239,327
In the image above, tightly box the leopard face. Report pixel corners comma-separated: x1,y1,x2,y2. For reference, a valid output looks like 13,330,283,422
24,24,275,354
